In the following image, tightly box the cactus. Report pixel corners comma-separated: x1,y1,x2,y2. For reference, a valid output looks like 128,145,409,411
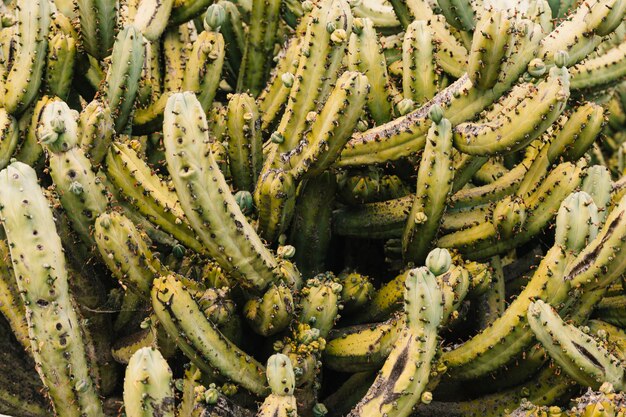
244,283,294,337
257,354,298,417
75,0,117,60
0,161,103,417
124,347,176,417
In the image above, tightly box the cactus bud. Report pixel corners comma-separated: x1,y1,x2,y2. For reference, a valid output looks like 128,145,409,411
266,353,296,396
204,4,226,32
554,50,569,68
338,271,374,313
429,104,444,124
281,72,295,88
493,196,527,240
425,248,452,276
234,190,254,215
528,58,547,77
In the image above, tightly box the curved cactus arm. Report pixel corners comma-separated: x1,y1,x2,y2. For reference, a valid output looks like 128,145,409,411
570,40,626,91
299,274,343,339
169,0,213,26
182,29,225,113
0,108,19,171
528,300,626,390
0,161,103,417
163,92,292,292
1,0,50,115
94,211,165,299
236,0,281,96
402,20,440,105
402,107,454,264
152,275,270,396
105,25,146,133
226,93,263,192
348,267,443,417
132,0,174,41
45,31,76,102
124,347,176,417
75,0,117,60
163,22,197,93
438,0,475,31
454,64,570,156
348,17,395,124
105,141,205,253
216,2,245,85
388,0,434,28
333,194,413,239
442,203,491,232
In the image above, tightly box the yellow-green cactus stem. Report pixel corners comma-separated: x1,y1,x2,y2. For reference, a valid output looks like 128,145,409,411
197,287,243,344
528,300,626,390
570,40,626,91
348,17,394,124
347,267,443,417
94,211,165,300
0,161,103,417
257,354,298,417
226,93,263,192
1,0,50,115
163,92,295,292
402,105,454,264
401,20,440,105
124,347,176,417
182,28,225,113
44,30,76,102
244,282,294,337
0,108,18,170
105,141,205,254
78,99,115,168
136,40,162,108
236,0,281,96
162,21,197,93
105,25,146,133
337,167,410,206
333,194,413,239
132,0,174,41
299,273,343,338
214,2,245,86
75,0,117,60
169,0,213,26
152,275,269,396
338,271,375,314
0,237,29,352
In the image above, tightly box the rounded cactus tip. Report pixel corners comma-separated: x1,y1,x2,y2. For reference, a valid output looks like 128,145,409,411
528,58,546,78
397,98,416,116
555,191,599,253
429,104,444,124
266,353,296,396
281,72,294,88
352,18,364,35
234,190,254,215
204,3,226,32
172,244,186,259
425,248,452,276
313,403,328,417
97,212,112,229
554,50,569,68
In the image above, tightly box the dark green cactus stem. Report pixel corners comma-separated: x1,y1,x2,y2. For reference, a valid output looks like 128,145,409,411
182,28,225,113
570,40,626,91
45,30,76,102
78,100,114,167
348,267,443,417
338,271,375,314
169,0,213,26
152,274,269,396
528,300,626,390
0,161,103,417
236,0,281,96
75,0,117,60
253,168,298,244
257,354,298,417
337,168,410,205
226,93,263,192
162,22,196,93
476,256,506,329
124,347,176,417
1,0,50,115
132,0,174,41
402,105,454,264
105,141,205,254
347,17,394,124
94,211,165,300
333,194,413,239
163,92,296,292
593,295,626,328
106,25,146,133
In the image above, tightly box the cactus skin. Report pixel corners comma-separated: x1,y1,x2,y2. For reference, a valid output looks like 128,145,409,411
163,92,293,293
78,100,115,167
1,0,50,115
253,168,298,245
299,274,343,339
441,191,599,381
0,161,103,417
169,0,213,26
570,41,626,91
94,212,164,300
0,237,30,352
437,0,475,31
105,141,205,253
402,106,454,264
347,267,443,417
124,347,176,417
528,300,626,391
402,20,439,105
163,22,197,93
152,274,269,396
337,168,410,205
348,17,394,124
45,31,76,102
236,0,281,96
244,283,294,337
339,271,375,314
226,93,263,192
75,0,117,60
132,0,174,41
257,354,298,417
182,29,225,113
0,108,18,170
106,25,146,133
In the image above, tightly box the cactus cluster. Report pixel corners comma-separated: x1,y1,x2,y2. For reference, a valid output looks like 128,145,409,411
2,0,626,416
